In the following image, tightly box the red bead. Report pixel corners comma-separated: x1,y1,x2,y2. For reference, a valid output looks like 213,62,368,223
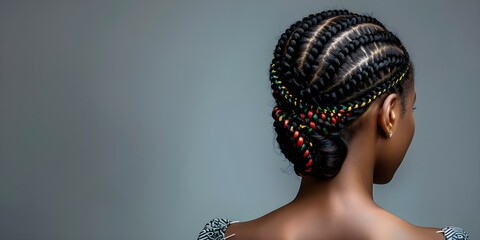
309,122,316,129
293,131,299,138
300,113,305,119
332,117,337,124
341,118,345,123
305,167,312,173
321,113,326,120
284,119,289,128
308,111,313,119
297,137,304,146
303,150,310,158
339,109,345,113
305,158,313,167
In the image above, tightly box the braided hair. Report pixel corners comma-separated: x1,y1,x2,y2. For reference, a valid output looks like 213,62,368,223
270,10,412,179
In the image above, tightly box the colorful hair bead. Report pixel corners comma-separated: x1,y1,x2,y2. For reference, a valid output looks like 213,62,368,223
297,137,304,146
303,150,310,158
293,131,299,138
305,159,313,167
300,144,306,152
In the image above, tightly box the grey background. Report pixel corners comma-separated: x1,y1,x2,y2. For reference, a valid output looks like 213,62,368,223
0,0,478,239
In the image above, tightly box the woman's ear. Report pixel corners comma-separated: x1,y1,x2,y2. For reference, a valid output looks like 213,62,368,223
377,93,398,138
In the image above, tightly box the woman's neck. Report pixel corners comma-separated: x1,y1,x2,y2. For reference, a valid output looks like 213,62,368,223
291,125,378,211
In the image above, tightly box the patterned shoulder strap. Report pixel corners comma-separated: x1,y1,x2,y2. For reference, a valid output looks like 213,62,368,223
197,218,238,240
439,226,469,240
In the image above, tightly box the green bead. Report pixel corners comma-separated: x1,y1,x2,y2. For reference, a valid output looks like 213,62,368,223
300,144,306,151
313,114,318,121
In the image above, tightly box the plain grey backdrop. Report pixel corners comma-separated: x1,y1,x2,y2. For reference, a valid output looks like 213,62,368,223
1,0,479,239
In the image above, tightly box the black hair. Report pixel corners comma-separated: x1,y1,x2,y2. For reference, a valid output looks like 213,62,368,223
270,9,412,179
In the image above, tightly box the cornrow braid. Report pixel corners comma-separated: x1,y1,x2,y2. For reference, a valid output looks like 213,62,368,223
270,10,412,179
273,10,352,94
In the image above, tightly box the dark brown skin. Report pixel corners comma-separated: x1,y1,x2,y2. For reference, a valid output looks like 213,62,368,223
225,83,446,240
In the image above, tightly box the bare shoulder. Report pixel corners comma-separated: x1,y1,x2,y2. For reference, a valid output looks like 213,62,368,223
368,208,445,240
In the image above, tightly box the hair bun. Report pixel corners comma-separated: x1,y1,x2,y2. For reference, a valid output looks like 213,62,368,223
272,106,347,179
307,131,347,179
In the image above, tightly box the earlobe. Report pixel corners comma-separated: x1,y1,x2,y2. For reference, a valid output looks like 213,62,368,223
377,94,398,139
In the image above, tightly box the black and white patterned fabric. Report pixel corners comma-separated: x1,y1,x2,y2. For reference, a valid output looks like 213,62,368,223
440,226,470,240
197,218,469,240
197,218,234,240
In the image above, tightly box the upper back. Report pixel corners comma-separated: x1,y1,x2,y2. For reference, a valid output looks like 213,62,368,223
222,207,450,240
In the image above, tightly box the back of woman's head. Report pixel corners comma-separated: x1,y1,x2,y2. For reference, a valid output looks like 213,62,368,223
270,9,412,179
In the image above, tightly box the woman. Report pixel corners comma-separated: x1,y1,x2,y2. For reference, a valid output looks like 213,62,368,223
197,10,469,240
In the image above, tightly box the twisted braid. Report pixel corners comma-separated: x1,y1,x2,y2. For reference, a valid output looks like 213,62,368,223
270,10,412,179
